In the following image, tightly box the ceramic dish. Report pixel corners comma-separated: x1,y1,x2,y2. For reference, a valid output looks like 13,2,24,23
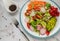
20,0,60,38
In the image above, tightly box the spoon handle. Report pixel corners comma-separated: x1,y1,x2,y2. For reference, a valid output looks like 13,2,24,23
17,25,30,41
20,30,30,41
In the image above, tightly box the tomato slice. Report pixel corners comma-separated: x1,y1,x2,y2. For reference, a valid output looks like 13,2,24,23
27,23,30,29
35,14,42,19
25,10,31,16
32,16,36,20
25,12,30,16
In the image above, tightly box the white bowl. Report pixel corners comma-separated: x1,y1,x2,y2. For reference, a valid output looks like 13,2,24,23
20,0,60,38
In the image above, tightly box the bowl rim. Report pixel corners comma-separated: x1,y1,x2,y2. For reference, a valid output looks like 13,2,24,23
19,0,60,39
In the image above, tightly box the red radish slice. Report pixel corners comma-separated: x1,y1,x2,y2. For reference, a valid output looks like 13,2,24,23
40,28,46,35
25,17,29,22
37,25,42,30
30,26,34,31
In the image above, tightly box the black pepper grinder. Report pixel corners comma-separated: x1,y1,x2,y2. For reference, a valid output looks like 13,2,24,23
3,0,19,14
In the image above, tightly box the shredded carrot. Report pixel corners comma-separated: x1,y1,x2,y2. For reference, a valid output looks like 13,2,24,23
28,1,46,10
34,5,41,11
39,1,46,6
28,3,32,10
33,1,39,5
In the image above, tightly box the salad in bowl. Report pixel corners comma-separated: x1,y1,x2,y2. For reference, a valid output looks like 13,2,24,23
20,0,60,38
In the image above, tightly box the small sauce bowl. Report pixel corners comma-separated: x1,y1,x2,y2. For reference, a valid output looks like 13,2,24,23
8,2,19,14
3,0,19,14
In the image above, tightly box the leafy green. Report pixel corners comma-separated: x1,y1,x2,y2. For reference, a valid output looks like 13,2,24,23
35,11,43,16
45,12,51,17
46,3,51,9
43,12,51,21
36,19,42,24
36,19,46,28
30,20,37,29
40,21,47,28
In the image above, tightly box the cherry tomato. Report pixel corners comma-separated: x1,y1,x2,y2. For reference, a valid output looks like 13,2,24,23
46,30,50,36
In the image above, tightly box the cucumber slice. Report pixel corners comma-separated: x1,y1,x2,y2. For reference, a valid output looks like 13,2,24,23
40,21,47,28
45,3,51,9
